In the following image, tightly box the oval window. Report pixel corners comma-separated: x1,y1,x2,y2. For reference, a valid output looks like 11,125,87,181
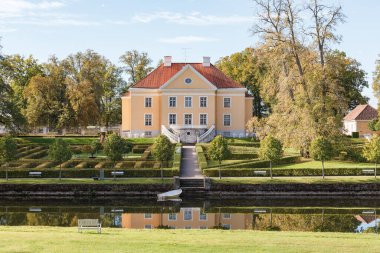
184,78,192,84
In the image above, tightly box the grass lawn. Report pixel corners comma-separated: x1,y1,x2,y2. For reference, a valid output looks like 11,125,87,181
276,160,374,169
0,226,379,253
213,176,380,185
72,152,143,159
0,178,172,184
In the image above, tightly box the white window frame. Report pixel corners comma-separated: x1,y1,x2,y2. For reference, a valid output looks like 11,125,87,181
184,114,193,126
199,212,208,221
144,213,152,219
169,96,177,108
199,113,208,126
223,213,231,219
183,209,193,221
144,114,152,126
168,213,177,221
223,114,231,127
199,96,208,108
168,113,177,125
184,96,193,108
223,97,231,108
144,97,152,108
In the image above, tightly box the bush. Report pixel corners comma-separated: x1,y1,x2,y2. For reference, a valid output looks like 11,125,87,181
22,149,48,159
172,143,182,171
352,132,359,138
195,145,208,170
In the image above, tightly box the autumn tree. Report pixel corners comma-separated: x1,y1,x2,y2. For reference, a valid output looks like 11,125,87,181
119,50,153,88
362,135,380,178
373,56,380,114
310,137,334,179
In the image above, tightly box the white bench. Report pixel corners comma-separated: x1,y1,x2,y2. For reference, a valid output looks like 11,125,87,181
78,219,102,234
254,171,266,175
29,172,42,177
362,169,375,175
111,171,124,176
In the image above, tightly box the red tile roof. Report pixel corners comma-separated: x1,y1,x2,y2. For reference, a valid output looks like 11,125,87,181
344,104,378,121
131,63,244,90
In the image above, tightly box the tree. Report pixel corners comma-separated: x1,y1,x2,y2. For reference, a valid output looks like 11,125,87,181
48,138,72,180
258,135,283,179
0,136,18,181
151,135,174,179
310,137,334,179
216,48,268,117
373,55,380,113
362,135,380,178
90,139,102,158
208,135,230,179
103,133,131,180
119,50,153,88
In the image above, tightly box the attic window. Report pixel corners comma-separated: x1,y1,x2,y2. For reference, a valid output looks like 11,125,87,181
184,78,192,84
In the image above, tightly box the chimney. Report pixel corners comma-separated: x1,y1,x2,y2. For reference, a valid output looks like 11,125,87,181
164,56,172,67
203,56,210,67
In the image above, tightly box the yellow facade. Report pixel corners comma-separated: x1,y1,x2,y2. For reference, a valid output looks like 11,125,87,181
121,64,253,140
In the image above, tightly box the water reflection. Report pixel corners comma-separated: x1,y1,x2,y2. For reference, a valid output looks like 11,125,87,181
0,197,379,233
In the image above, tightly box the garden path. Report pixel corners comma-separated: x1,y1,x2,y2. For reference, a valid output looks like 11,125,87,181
180,145,203,178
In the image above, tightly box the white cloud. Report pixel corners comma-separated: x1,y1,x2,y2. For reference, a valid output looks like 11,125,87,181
158,36,219,44
0,0,64,16
132,11,253,26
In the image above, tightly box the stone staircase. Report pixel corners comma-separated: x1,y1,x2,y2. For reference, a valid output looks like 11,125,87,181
179,178,205,189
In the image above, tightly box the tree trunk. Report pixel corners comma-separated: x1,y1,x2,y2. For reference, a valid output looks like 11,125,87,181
270,161,273,179
113,162,116,181
160,162,163,180
59,163,62,181
375,163,377,179
322,160,325,179
5,162,8,181
219,161,221,179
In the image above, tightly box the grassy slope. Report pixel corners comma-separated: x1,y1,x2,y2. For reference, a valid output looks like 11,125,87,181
275,160,374,169
213,176,380,184
0,178,172,184
0,227,379,253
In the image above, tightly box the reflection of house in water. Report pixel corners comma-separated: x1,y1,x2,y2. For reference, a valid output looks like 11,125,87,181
355,215,379,232
122,208,252,230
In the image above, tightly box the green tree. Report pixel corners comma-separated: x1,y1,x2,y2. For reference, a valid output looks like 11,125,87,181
119,50,153,88
0,136,18,181
48,138,72,180
208,135,230,179
151,135,174,179
362,135,380,178
310,137,334,179
258,135,283,179
103,133,131,179
373,55,380,115
216,47,267,117
90,139,102,157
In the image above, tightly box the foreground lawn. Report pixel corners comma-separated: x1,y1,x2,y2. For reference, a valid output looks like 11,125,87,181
213,176,380,185
0,178,172,184
276,160,374,169
0,226,378,253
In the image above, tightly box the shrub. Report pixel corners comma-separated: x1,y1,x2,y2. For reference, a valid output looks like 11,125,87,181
352,132,359,138
22,149,48,159
195,145,208,170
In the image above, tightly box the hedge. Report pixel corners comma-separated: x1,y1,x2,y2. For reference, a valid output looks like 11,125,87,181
224,156,300,169
172,143,182,171
203,167,378,177
195,144,208,170
22,149,48,159
0,168,179,178
228,153,258,160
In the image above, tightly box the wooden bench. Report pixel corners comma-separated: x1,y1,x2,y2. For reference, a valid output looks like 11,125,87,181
254,171,266,176
111,171,124,176
78,219,101,234
29,172,42,177
362,169,375,175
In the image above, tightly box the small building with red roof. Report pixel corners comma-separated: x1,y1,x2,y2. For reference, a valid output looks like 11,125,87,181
343,104,378,137
121,56,253,143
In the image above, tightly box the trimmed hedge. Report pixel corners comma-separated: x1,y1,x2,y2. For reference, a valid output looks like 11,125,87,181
195,144,208,170
229,153,258,160
22,149,48,159
203,167,378,177
0,168,179,178
224,156,300,169
172,143,182,171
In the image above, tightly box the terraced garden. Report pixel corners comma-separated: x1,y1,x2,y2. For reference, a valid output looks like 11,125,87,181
0,137,181,179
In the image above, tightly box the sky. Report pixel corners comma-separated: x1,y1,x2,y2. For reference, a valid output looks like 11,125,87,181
0,0,379,106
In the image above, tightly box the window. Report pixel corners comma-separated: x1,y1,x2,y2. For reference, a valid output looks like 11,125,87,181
184,78,192,84
199,212,207,221
184,114,192,125
200,97,207,107
200,226,207,229
185,96,192,107
168,213,177,221
144,114,152,126
169,114,177,125
144,131,152,137
223,115,231,126
144,225,152,229
169,97,177,107
144,213,152,219
184,209,192,221
145,97,152,107
223,213,231,219
222,224,231,230
223,97,231,108
200,114,207,126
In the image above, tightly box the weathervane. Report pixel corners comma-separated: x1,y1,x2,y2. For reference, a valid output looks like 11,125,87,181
182,48,191,63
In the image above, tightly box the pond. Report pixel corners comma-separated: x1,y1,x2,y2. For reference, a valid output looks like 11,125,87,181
0,197,379,233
